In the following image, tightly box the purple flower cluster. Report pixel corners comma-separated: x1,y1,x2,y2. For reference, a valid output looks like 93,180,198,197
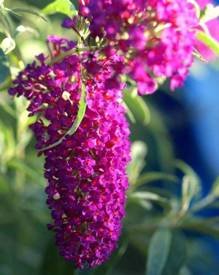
78,0,199,93
9,37,130,269
9,0,218,270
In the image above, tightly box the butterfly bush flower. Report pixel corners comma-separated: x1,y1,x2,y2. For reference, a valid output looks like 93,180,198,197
76,0,200,94
8,0,219,270
9,36,130,269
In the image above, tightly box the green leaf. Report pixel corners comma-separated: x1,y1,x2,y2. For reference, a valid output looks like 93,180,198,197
40,239,76,275
200,4,219,23
124,88,151,125
211,176,219,197
181,175,200,213
179,266,192,275
16,25,38,37
146,228,186,275
123,101,136,123
182,218,219,239
136,172,178,186
130,191,167,203
40,81,87,152
67,85,86,136
175,160,201,214
0,36,15,54
128,141,147,184
196,31,219,56
175,160,200,185
129,191,170,210
0,49,10,89
43,0,77,17
8,159,45,186
12,8,47,22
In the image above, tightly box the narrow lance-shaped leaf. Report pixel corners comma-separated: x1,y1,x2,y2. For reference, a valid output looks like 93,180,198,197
124,88,151,125
129,191,168,201
136,172,178,186
196,31,219,56
15,25,39,37
0,0,4,7
211,177,219,197
43,0,77,17
200,4,219,23
146,228,186,275
175,160,201,214
129,191,170,210
175,160,200,192
40,81,87,152
128,141,147,184
0,36,15,54
11,8,47,22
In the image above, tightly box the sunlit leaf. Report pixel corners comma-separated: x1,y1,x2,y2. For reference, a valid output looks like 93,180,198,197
136,172,178,186
67,83,86,136
211,177,219,197
175,160,200,182
181,176,200,213
200,4,219,23
175,160,201,213
16,25,38,37
124,88,151,125
130,191,167,202
40,81,87,152
123,101,136,123
196,31,219,56
128,141,147,185
12,8,47,22
146,229,186,275
43,0,77,17
0,36,15,54
129,192,170,210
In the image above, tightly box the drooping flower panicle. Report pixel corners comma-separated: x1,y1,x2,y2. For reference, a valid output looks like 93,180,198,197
8,0,219,270
9,37,130,269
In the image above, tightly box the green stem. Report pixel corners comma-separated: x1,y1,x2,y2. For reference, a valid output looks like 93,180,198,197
48,46,101,65
191,194,216,213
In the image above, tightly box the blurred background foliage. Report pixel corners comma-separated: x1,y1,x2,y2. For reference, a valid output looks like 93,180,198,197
1,0,219,275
